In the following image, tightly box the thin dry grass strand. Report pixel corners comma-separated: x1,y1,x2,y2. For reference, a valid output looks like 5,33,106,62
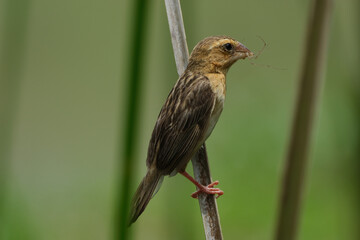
252,35,267,59
249,36,287,70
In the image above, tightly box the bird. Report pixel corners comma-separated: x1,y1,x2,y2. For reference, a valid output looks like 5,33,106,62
129,36,253,224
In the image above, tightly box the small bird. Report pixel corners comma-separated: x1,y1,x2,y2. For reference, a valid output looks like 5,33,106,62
129,36,253,224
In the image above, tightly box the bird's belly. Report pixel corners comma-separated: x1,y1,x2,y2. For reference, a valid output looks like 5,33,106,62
204,97,224,140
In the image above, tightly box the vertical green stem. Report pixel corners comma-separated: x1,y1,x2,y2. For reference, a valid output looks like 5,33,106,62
115,0,150,239
353,2,360,237
0,0,31,236
274,0,333,240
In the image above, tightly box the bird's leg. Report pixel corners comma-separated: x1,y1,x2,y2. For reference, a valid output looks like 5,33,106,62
180,171,224,199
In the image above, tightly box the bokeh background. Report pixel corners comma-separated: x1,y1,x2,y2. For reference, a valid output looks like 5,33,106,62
0,0,359,239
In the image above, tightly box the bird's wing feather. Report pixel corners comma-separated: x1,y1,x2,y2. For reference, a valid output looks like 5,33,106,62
146,74,215,174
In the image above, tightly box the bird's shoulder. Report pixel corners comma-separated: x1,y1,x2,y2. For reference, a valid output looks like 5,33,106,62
160,72,215,120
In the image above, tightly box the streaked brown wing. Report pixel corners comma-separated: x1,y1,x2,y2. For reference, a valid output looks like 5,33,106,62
146,74,215,174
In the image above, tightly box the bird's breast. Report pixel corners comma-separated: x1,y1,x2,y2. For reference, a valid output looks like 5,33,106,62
206,73,226,97
204,73,226,140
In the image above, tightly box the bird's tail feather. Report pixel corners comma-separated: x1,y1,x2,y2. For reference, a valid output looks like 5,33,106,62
128,169,162,225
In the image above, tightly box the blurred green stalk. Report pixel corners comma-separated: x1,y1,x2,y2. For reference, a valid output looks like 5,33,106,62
0,0,31,236
274,0,333,240
355,1,360,236
115,0,151,239
354,3,360,237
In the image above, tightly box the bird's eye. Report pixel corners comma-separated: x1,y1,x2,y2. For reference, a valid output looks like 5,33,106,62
223,43,233,51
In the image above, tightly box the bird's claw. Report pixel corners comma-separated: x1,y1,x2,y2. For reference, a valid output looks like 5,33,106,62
191,181,224,199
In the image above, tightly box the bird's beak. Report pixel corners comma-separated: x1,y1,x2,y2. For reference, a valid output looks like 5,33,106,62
235,42,253,59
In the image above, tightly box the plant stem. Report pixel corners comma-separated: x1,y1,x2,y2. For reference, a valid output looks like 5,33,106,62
274,1,333,240
164,0,189,75
0,0,31,236
164,0,223,239
116,0,151,239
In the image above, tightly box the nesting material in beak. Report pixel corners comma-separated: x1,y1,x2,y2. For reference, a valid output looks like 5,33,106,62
235,42,253,60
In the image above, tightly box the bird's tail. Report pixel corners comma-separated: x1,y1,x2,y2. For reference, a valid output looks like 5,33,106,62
128,169,163,225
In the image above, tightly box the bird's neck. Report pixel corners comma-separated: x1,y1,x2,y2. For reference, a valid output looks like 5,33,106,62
187,60,229,76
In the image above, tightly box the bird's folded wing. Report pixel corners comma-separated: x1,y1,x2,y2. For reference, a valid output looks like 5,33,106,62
146,75,215,173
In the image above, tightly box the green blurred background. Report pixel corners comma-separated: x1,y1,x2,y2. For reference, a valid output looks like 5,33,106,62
0,0,359,239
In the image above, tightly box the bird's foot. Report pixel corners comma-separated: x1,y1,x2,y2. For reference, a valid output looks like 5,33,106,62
191,181,224,199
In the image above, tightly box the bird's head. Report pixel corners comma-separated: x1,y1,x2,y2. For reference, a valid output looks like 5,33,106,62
187,36,253,75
